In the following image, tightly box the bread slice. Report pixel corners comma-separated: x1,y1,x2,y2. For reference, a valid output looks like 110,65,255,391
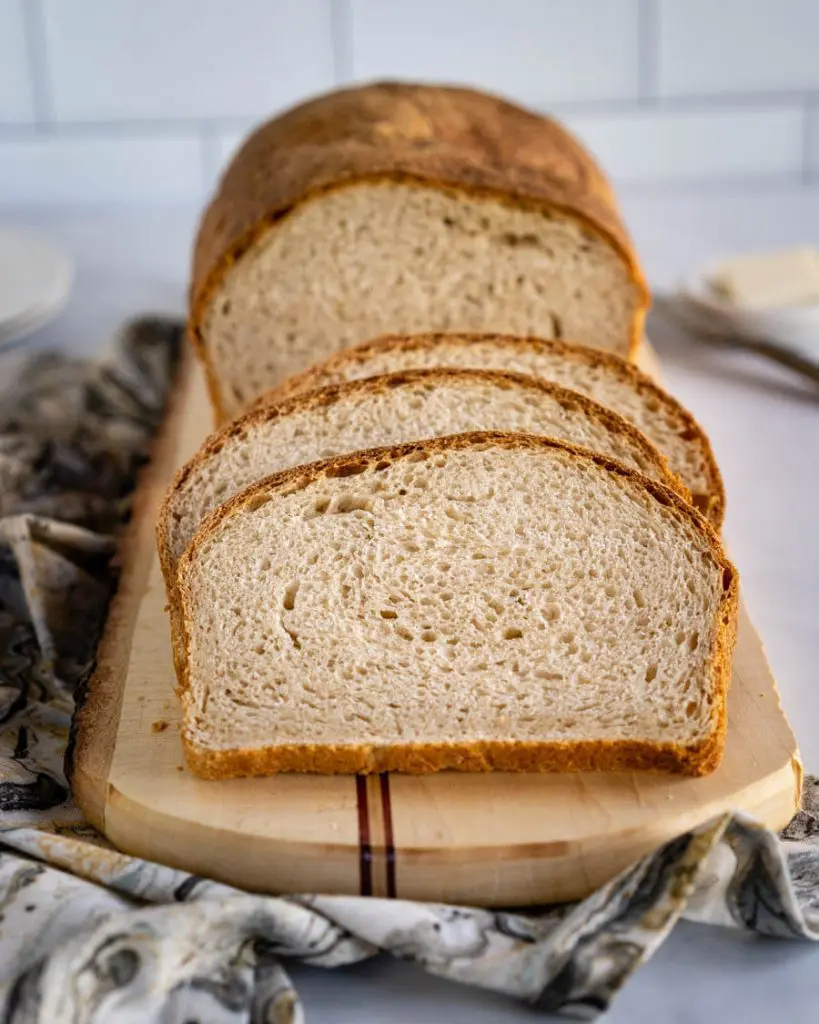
266,332,724,526
159,368,685,588
177,433,738,780
191,82,649,420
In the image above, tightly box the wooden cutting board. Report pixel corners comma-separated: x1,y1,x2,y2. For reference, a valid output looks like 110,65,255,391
71,350,801,906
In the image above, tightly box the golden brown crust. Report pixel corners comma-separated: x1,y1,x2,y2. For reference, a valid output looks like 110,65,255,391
190,82,649,417
177,431,738,779
263,331,725,527
182,732,726,780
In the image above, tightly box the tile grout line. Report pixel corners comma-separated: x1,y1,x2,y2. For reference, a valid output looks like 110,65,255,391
21,0,54,129
0,93,818,142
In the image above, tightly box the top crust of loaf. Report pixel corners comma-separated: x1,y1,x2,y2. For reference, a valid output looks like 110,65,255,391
263,331,725,527
177,431,738,779
190,82,649,414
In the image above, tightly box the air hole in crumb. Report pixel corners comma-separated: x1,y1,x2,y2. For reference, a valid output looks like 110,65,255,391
633,589,645,608
722,567,734,591
327,460,369,478
550,313,564,339
334,494,372,514
675,631,686,646
504,627,523,640
380,609,397,620
689,632,699,651
421,630,437,642
685,700,698,718
314,497,330,514
396,626,413,641
498,231,541,248
645,664,658,682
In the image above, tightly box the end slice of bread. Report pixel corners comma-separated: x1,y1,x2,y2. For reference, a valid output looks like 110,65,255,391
191,84,649,420
264,332,725,526
178,433,738,780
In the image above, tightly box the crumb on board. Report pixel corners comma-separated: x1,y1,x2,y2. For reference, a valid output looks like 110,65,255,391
176,765,184,772
152,720,170,733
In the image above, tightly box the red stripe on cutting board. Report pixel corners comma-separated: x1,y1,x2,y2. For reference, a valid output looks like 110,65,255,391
379,773,397,898
355,774,373,896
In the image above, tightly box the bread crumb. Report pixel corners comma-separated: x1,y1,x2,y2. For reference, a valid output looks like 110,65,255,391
176,765,185,772
152,720,169,733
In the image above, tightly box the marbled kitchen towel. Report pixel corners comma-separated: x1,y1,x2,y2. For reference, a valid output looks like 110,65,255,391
0,318,816,1023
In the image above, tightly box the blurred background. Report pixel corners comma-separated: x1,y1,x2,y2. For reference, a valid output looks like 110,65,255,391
1,0,817,202
0,0,816,700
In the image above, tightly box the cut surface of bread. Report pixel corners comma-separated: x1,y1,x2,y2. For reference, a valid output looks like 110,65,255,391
159,368,685,585
191,82,648,420
178,433,738,780
267,332,724,526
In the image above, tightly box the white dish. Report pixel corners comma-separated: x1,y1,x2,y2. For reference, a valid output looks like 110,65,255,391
0,228,73,349
680,262,819,355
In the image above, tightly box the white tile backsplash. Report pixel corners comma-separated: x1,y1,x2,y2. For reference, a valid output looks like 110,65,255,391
1,0,818,200
348,0,641,105
0,133,206,204
568,106,805,185
659,0,819,96
0,0,35,122
40,0,335,121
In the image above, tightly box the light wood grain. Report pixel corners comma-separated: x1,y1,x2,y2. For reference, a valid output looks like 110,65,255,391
73,348,801,906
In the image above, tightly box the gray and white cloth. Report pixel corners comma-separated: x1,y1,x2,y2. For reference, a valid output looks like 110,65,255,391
0,318,817,1023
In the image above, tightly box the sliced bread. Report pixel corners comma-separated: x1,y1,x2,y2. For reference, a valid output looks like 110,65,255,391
191,82,649,420
177,432,738,780
265,332,724,526
159,368,685,589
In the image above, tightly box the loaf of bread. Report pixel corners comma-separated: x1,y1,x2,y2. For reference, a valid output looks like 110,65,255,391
191,82,649,421
177,433,737,780
266,332,725,526
158,368,685,672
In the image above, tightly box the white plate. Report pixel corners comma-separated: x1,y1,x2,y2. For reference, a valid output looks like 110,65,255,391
0,228,73,349
680,260,819,355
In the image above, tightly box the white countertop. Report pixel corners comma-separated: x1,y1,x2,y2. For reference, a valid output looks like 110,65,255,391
1,188,817,1022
